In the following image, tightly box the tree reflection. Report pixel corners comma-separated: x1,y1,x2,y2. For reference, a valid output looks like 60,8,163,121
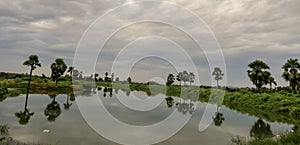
63,95,72,110
44,94,61,122
165,97,174,108
15,93,34,125
250,118,274,139
213,105,225,127
15,108,34,125
175,99,195,115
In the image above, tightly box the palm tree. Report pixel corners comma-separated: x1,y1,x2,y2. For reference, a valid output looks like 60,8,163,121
23,55,41,110
166,74,175,86
188,72,195,85
67,66,74,77
282,58,300,93
105,72,109,82
176,72,183,86
268,76,277,89
247,60,270,89
15,108,34,125
212,67,224,88
51,58,67,84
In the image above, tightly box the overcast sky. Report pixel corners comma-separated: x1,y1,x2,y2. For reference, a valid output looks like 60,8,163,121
0,0,299,87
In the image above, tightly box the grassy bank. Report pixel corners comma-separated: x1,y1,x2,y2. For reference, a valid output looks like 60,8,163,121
232,131,300,145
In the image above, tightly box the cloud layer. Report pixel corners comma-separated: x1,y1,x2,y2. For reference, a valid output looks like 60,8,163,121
0,0,299,87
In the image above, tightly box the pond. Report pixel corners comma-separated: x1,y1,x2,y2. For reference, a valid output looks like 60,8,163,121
0,87,295,145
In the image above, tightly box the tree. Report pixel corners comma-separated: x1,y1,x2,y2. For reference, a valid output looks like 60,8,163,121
176,72,183,86
212,67,224,88
111,73,114,82
282,58,300,93
213,112,225,127
127,77,132,83
166,74,175,86
105,72,109,82
67,66,74,77
115,77,120,82
188,72,195,85
247,60,271,89
51,58,67,84
182,70,189,86
94,73,99,81
23,55,41,110
268,76,277,89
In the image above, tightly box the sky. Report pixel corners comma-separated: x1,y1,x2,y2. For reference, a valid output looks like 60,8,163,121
0,0,299,87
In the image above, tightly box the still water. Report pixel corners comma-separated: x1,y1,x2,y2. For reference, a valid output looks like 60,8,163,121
0,87,294,145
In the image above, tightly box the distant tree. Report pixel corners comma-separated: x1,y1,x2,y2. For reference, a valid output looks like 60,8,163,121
182,70,189,86
176,72,183,86
105,72,109,82
268,76,277,89
23,55,41,109
127,77,132,83
51,58,67,84
247,60,271,89
212,67,224,88
166,74,175,86
165,97,174,108
115,77,120,82
72,69,79,78
111,73,114,82
67,66,74,77
94,73,99,81
188,72,195,85
282,58,300,93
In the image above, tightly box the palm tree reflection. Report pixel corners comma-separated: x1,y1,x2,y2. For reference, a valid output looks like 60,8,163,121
175,99,195,115
165,97,174,108
44,94,61,122
63,95,72,110
15,108,34,125
213,105,225,127
250,118,274,139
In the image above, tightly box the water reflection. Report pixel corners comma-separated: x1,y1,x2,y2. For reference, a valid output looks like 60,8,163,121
15,108,34,125
175,99,195,115
165,97,174,108
64,94,72,110
250,118,274,139
213,105,225,127
44,94,61,122
15,93,34,125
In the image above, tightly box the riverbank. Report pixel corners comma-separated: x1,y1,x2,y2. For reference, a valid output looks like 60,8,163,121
1,79,300,125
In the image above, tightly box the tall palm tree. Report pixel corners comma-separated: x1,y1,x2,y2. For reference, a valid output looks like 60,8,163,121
212,67,224,88
51,58,67,84
247,60,270,89
250,118,274,139
111,73,114,82
268,76,277,89
188,72,195,85
282,58,300,93
23,55,41,110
